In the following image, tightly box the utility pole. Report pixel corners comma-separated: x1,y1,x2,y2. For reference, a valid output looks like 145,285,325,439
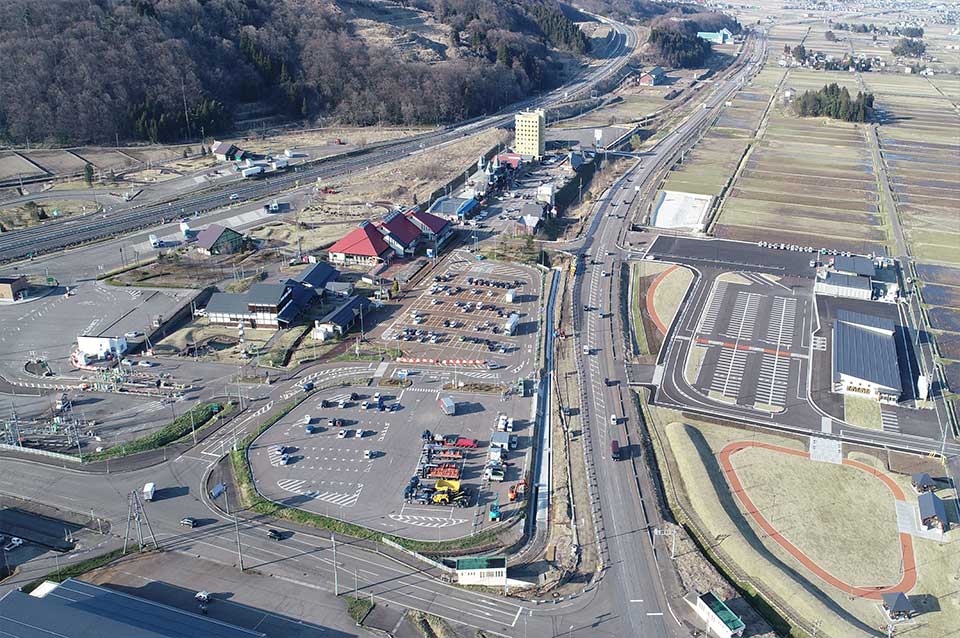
332,534,339,595
123,490,158,552
224,486,244,571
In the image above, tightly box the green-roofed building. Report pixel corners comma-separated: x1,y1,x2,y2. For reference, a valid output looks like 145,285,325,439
456,557,507,587
695,592,745,638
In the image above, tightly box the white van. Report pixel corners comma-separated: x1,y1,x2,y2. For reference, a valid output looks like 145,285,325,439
142,482,156,501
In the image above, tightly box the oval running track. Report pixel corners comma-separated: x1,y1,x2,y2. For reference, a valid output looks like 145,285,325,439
719,440,917,599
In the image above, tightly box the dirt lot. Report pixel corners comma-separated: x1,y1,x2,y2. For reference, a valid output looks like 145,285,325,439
249,219,360,253
320,128,510,215
230,126,425,156
0,198,94,230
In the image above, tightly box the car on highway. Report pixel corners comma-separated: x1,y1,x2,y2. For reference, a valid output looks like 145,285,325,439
302,382,314,391
266,529,283,541
3,537,23,551
180,517,197,528
229,193,239,200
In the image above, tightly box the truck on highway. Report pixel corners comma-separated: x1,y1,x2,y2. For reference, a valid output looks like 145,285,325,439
142,482,156,501
149,234,161,248
241,166,264,178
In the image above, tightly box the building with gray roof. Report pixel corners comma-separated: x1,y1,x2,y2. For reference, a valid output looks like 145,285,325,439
0,578,263,638
831,310,902,403
918,491,949,532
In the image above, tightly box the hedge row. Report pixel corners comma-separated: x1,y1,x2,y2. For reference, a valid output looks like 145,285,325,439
84,402,227,462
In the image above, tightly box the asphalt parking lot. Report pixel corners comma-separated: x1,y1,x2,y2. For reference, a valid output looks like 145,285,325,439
687,272,813,413
375,250,540,377
249,375,533,541
0,280,191,382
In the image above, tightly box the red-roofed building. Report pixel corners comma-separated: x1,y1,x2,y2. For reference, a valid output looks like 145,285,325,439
375,211,422,256
327,221,393,266
406,209,453,248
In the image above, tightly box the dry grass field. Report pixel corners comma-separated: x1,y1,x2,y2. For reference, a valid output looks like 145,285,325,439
0,198,93,230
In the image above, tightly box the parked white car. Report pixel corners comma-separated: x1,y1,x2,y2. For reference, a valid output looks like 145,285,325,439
3,537,24,551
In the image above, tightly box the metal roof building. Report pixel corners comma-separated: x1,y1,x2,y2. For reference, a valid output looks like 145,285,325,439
918,491,949,532
0,578,263,638
831,310,902,402
814,271,872,300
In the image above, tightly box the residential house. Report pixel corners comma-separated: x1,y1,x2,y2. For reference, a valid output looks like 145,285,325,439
312,295,372,341
210,140,244,162
639,66,666,86
195,224,246,256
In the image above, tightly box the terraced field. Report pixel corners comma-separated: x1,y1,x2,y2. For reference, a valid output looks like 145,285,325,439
712,69,887,254
863,73,960,392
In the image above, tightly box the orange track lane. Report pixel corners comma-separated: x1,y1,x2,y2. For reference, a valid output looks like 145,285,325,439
718,441,917,599
645,264,678,335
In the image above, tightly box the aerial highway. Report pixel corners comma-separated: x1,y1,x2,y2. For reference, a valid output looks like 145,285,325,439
0,17,634,264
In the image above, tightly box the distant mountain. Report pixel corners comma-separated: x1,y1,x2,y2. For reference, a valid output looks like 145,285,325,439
0,0,594,145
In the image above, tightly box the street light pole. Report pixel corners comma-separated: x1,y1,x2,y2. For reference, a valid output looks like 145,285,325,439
332,533,339,595
224,487,244,571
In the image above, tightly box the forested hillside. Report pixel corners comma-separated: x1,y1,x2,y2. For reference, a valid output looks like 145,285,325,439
0,0,590,145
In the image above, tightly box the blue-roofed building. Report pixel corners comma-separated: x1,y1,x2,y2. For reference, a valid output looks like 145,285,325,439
0,578,264,638
291,262,339,292
428,196,478,220
312,295,372,341
831,310,903,403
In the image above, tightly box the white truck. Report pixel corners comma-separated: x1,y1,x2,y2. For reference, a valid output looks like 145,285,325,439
439,396,457,416
142,482,156,501
149,234,161,248
241,166,263,178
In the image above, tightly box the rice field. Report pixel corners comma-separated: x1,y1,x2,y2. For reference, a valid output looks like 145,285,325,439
713,69,888,255
859,73,960,383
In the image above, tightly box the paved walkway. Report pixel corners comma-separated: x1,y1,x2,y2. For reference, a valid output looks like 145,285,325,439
719,440,917,599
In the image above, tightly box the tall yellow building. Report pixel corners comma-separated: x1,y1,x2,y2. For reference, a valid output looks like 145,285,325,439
514,109,545,160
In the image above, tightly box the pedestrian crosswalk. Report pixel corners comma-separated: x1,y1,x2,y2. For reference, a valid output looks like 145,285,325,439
276,479,363,507
756,353,789,409
880,407,900,433
711,348,749,400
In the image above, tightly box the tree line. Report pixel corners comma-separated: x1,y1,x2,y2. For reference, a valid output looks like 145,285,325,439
892,38,926,58
0,0,591,145
793,83,874,123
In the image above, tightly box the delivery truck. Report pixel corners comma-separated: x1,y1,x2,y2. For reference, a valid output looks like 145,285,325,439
142,482,156,501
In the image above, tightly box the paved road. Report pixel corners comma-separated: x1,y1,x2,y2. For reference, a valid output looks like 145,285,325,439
0,16,635,265
0,25,800,638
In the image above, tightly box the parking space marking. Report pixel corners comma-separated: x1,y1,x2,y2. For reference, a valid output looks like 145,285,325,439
764,297,797,350
721,291,761,341
710,348,750,400
756,353,789,409
698,281,728,335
